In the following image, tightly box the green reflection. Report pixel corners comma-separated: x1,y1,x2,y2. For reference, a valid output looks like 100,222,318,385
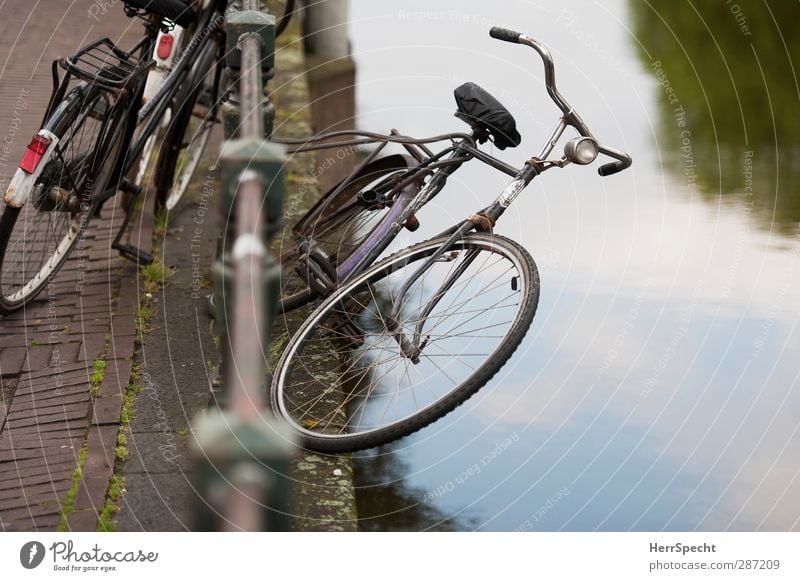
354,445,475,531
630,0,800,235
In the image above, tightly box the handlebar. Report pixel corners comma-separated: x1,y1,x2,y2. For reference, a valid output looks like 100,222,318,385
489,27,632,176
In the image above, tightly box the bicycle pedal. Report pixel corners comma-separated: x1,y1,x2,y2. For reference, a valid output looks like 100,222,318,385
112,242,154,266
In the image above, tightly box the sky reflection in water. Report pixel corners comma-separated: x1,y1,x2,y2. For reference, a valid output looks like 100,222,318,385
347,0,800,531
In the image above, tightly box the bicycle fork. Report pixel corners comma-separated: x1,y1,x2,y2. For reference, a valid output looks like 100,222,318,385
385,220,481,364
383,160,540,362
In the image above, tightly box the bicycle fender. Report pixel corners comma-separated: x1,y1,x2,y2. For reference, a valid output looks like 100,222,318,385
4,129,60,208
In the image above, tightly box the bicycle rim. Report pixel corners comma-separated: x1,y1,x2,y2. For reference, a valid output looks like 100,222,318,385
272,233,540,452
165,116,214,210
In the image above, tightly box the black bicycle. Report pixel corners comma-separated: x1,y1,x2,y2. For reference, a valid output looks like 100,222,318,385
0,0,293,314
270,27,632,452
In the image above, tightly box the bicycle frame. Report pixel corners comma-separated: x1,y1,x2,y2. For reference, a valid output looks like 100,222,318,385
315,27,632,360
122,1,227,178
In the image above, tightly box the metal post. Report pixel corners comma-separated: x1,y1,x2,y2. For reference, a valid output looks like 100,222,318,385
192,0,298,532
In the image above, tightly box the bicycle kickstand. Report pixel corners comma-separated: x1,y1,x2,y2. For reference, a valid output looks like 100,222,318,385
111,178,155,266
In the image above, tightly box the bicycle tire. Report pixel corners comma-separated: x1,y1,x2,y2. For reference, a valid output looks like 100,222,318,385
276,154,418,314
0,85,127,314
153,35,219,209
270,232,540,452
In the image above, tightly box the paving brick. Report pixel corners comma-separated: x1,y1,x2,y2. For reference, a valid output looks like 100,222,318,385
107,336,136,362
98,359,133,398
91,397,123,426
0,479,72,502
0,437,82,453
17,372,90,393
5,513,61,532
0,448,43,463
0,348,27,378
73,476,110,511
0,490,67,512
22,346,53,373
13,419,87,435
0,451,77,472
10,401,89,420
0,500,63,521
0,442,78,462
77,334,108,362
5,408,88,429
83,425,118,481
110,313,137,338
53,341,81,365
0,336,23,349
66,508,98,532
0,470,74,491
0,461,78,484
10,391,91,412
22,361,91,382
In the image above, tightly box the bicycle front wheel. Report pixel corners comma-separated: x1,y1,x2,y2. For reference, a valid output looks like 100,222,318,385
271,232,540,452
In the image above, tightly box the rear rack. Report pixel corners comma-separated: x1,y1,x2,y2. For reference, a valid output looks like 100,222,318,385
60,38,152,91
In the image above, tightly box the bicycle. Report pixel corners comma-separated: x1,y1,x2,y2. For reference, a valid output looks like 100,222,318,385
270,27,632,453
0,0,294,315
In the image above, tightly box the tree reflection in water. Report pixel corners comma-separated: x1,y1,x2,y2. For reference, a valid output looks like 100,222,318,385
353,444,479,531
630,0,800,234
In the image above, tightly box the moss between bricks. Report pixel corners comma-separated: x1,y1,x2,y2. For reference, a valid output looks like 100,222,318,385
97,320,145,529
90,359,106,396
97,474,124,532
57,443,88,531
98,207,170,530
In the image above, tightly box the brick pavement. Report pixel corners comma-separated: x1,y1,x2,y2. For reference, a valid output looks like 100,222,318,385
0,1,151,531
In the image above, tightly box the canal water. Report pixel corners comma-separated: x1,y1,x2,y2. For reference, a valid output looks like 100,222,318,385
346,0,800,531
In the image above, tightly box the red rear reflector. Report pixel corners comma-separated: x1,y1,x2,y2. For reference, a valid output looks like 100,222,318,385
157,34,174,60
18,134,52,174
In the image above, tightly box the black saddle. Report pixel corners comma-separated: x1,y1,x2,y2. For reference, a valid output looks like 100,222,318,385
454,82,521,150
124,0,196,27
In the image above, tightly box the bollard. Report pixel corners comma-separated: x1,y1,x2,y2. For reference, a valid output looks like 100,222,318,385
191,408,297,531
225,10,276,74
220,138,285,237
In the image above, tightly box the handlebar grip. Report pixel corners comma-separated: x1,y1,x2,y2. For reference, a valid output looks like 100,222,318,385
598,160,629,177
490,27,522,43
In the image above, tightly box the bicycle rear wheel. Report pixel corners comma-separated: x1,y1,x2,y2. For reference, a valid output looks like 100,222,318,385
0,86,123,314
270,232,540,452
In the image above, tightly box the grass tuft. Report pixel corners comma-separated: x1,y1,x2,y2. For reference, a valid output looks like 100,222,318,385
57,444,88,531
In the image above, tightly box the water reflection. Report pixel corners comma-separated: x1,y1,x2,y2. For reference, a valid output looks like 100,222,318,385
630,0,800,234
346,0,800,532
355,444,471,531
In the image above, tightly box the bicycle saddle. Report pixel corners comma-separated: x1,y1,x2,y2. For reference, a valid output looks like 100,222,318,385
124,0,197,27
454,82,521,150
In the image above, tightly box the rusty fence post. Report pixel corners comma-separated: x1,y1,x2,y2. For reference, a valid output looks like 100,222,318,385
192,0,298,532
